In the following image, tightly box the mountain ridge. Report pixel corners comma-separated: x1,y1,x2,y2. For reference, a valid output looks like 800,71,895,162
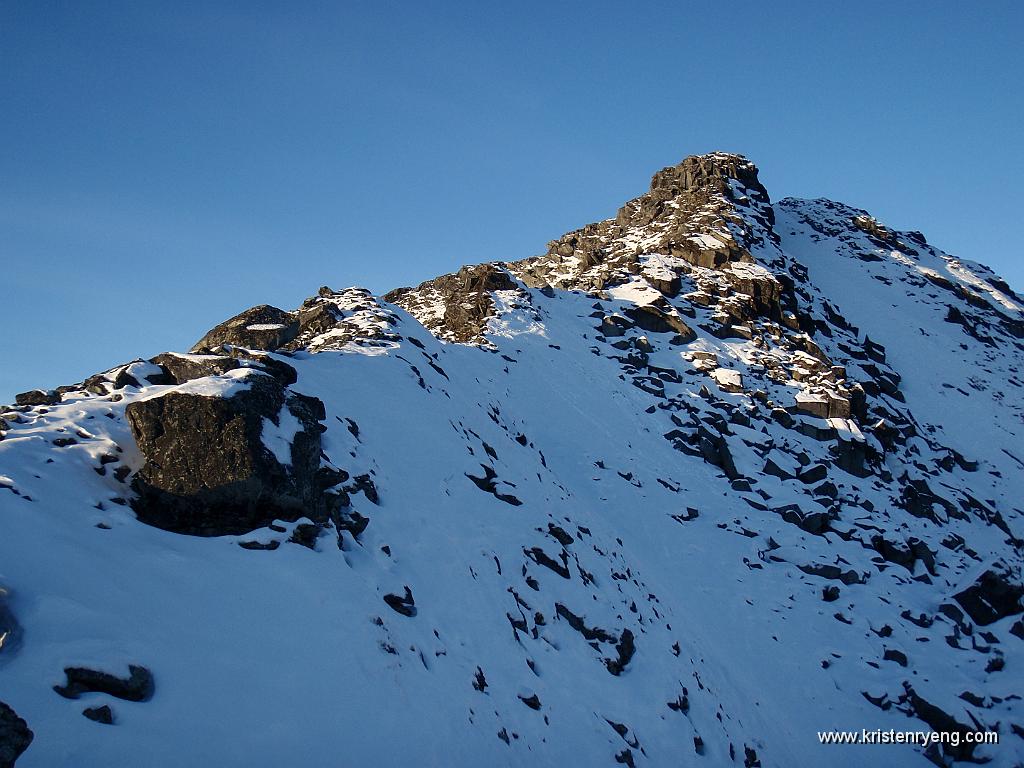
1,152,1022,767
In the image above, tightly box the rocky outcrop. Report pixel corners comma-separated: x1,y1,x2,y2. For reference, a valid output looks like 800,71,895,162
953,565,1024,625
54,664,155,702
125,373,341,536
13,389,59,407
385,264,520,343
0,702,32,768
191,305,299,353
149,352,297,387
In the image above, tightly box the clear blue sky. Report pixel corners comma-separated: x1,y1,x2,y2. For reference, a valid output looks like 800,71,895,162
2,1,1021,402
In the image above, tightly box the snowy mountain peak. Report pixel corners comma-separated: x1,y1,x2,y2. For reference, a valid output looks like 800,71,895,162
2,153,1023,767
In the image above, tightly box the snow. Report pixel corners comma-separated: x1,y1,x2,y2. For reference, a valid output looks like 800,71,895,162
261,405,304,466
0,174,1021,767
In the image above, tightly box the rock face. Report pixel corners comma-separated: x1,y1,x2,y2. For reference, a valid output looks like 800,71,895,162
190,304,299,353
953,565,1024,625
384,263,519,343
125,373,336,536
0,702,32,768
54,664,155,702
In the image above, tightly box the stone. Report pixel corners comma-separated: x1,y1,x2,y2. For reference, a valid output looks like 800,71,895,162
384,263,518,344
798,464,829,484
126,375,336,536
383,587,417,617
54,664,154,702
0,702,32,768
151,352,297,387
622,305,695,340
14,389,59,407
794,392,829,419
191,305,299,353
953,565,1024,625
711,368,743,393
82,705,114,725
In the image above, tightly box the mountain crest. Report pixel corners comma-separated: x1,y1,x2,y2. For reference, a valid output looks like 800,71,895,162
2,152,1023,767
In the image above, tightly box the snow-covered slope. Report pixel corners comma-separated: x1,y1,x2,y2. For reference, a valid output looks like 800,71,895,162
1,154,1022,767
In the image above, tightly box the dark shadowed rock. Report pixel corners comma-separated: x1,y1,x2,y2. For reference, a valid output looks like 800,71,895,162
191,305,299,353
126,374,337,536
54,664,154,702
82,705,114,725
0,702,32,768
384,587,417,617
151,352,297,387
953,564,1024,625
14,389,59,407
622,304,696,340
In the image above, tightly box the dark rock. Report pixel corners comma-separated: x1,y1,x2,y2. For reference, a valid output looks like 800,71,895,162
288,523,322,550
14,389,59,407
900,684,978,762
0,701,33,768
798,463,828,484
822,585,840,602
599,315,631,338
150,353,242,384
953,565,1024,625
385,264,517,344
82,705,114,725
518,693,541,710
126,375,335,536
54,664,154,702
191,305,299,353
622,305,695,340
798,563,861,584
1010,619,1024,640
383,587,416,617
883,649,908,667
605,629,636,676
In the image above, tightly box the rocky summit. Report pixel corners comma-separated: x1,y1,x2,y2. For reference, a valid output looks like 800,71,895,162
1,153,1023,767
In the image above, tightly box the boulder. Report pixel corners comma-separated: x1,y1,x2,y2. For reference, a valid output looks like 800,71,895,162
14,389,58,407
622,304,695,339
54,664,154,702
953,565,1024,625
191,305,299,353
126,375,338,536
150,352,297,387
0,702,32,768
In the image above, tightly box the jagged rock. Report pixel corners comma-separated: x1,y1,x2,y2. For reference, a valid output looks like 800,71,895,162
794,392,829,418
151,352,297,387
953,565,1024,625
383,587,416,617
191,305,299,353
82,705,114,725
900,684,978,762
0,701,32,768
126,374,335,536
385,263,518,344
14,389,58,407
621,305,695,339
711,368,743,393
54,664,154,702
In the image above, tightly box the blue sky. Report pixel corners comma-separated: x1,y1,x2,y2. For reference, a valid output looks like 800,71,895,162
2,1,1021,402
